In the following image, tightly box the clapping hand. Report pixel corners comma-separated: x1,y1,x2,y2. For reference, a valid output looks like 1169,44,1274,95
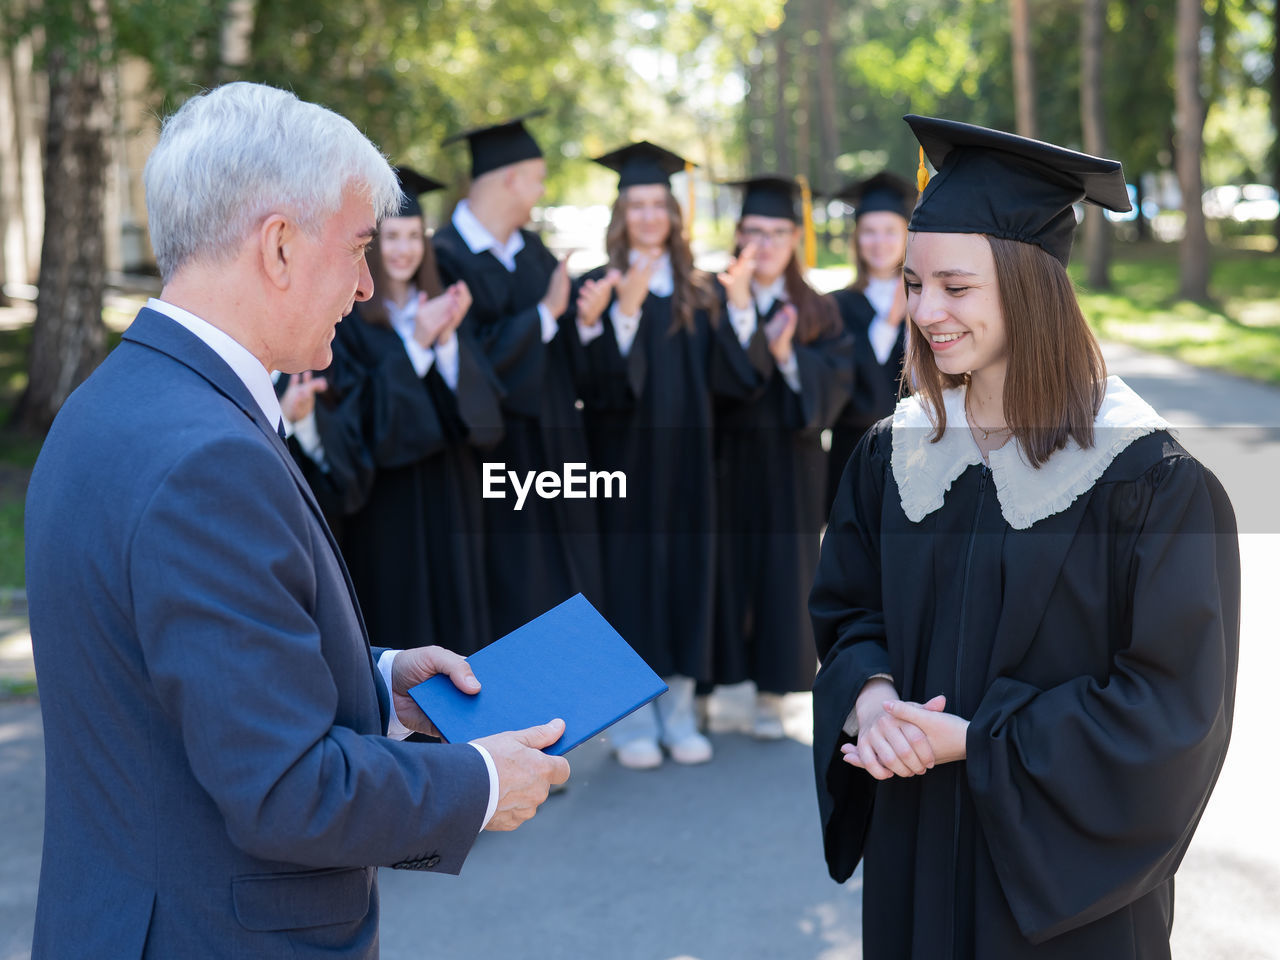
764,303,798,365
413,282,470,349
279,370,328,424
717,240,759,310
575,269,621,328
615,255,658,317
541,258,572,318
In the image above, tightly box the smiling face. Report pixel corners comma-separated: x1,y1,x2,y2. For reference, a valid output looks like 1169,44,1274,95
856,210,909,280
622,184,672,251
377,215,425,285
275,186,376,372
903,231,1007,385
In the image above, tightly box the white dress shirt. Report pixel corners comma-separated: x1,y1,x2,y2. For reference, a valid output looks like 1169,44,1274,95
452,200,558,344
145,298,499,829
577,251,674,357
386,288,461,391
724,278,801,392
863,276,904,365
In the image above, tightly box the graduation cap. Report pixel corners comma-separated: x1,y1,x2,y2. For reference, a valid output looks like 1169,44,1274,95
441,110,545,179
904,114,1132,266
724,174,802,223
833,171,917,221
393,166,445,219
592,140,691,190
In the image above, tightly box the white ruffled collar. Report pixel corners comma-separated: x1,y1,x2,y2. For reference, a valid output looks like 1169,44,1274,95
890,375,1170,529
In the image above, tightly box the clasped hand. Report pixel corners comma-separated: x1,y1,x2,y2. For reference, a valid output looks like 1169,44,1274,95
841,679,969,780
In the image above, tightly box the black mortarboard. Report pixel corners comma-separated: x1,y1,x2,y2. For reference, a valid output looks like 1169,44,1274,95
441,110,545,179
393,166,445,218
593,141,691,190
833,171,917,221
724,175,801,223
904,114,1131,266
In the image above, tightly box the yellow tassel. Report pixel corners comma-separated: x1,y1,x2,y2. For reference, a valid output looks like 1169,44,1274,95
685,160,696,242
917,146,930,193
798,174,817,270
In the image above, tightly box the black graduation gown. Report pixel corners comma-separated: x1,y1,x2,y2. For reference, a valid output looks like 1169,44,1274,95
433,224,603,638
810,423,1240,959
825,286,906,518
711,297,853,693
316,308,505,654
573,270,716,680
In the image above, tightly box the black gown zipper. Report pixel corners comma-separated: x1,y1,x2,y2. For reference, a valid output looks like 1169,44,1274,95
947,464,989,960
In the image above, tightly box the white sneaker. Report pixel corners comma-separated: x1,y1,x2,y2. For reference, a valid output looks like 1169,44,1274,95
753,693,787,740
665,732,713,765
614,738,663,770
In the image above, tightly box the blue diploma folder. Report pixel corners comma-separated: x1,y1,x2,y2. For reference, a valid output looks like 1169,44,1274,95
408,594,668,755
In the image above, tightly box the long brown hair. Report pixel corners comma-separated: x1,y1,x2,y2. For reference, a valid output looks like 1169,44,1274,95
904,235,1106,467
359,219,445,328
733,221,842,345
605,187,719,333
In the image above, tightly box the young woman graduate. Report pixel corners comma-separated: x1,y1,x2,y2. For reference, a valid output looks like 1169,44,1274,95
433,113,603,639
570,141,721,769
317,167,505,655
712,176,853,739
810,116,1240,959
824,171,917,517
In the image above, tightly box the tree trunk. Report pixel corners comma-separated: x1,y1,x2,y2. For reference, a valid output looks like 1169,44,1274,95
793,32,811,186
1010,0,1037,138
773,28,792,177
14,2,112,434
1273,0,1279,244
218,0,257,82
745,48,766,175
1174,0,1209,302
816,0,840,194
1080,0,1112,289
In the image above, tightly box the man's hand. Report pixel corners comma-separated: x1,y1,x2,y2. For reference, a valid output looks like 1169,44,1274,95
279,371,328,424
541,259,571,318
473,720,572,831
575,269,621,328
389,645,481,737
840,679,943,780
716,240,759,310
764,303,798,365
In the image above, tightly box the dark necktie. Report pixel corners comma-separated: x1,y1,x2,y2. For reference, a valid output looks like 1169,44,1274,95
277,420,288,441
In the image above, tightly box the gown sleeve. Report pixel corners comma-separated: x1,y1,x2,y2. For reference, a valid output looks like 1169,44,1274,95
964,454,1240,943
809,422,897,882
792,327,855,433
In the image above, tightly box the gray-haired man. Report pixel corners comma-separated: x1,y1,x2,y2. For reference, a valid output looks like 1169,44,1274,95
26,82,567,959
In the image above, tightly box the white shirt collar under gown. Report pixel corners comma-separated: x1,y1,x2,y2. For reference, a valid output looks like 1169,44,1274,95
451,199,526,272
145,297,284,430
630,248,674,298
890,375,1171,530
751,275,788,316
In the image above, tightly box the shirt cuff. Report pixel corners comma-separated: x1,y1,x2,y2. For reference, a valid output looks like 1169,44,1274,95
434,334,460,391
776,350,801,393
470,743,500,831
537,302,559,344
609,302,641,357
377,650,415,741
285,410,329,471
728,303,756,348
576,318,606,346
400,334,436,379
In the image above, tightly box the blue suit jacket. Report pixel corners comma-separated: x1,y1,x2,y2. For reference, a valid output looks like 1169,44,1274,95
26,309,490,958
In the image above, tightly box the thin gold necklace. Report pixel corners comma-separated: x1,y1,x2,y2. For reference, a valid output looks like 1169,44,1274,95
965,392,1010,441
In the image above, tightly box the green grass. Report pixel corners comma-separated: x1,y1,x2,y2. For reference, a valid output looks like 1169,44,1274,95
1070,244,1280,385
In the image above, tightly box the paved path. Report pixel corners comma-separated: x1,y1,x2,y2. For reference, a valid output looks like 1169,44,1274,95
1,340,1277,960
